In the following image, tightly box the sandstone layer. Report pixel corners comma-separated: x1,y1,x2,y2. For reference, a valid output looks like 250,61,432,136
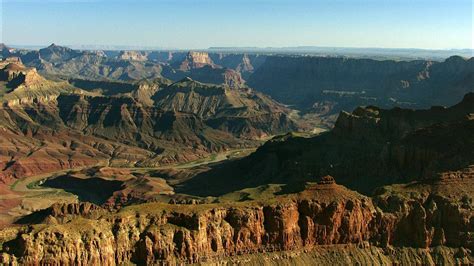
0,177,472,265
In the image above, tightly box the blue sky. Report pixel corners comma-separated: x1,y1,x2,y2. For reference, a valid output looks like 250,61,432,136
1,0,472,49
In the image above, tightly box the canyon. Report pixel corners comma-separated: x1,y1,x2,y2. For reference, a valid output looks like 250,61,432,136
0,44,473,264
3,44,473,123
0,60,301,182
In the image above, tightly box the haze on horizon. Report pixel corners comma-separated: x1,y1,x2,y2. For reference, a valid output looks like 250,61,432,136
0,0,472,50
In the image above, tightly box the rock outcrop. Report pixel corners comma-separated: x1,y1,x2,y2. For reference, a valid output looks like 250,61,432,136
164,53,246,87
177,51,215,71
38,43,82,63
117,51,148,61
0,177,472,264
0,181,377,264
0,59,45,88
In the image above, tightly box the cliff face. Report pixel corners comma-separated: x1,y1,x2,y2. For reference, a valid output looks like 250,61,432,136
371,168,474,263
176,93,474,196
0,59,50,91
117,51,148,61
0,183,380,264
177,51,215,71
247,55,474,113
1,177,472,264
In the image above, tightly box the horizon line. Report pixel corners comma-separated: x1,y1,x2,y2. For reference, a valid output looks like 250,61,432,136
4,43,474,52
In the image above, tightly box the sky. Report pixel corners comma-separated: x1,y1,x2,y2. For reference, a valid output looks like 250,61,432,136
0,0,472,50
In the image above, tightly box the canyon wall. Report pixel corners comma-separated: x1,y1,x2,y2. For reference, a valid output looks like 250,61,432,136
0,178,472,264
247,55,474,112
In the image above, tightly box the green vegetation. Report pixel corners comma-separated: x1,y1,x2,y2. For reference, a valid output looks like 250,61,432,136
216,184,285,203
9,179,20,190
26,179,45,190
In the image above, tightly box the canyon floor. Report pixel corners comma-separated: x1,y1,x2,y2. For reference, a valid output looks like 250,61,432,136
0,147,258,228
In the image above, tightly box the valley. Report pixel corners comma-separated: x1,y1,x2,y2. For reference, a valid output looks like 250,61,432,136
1,146,258,227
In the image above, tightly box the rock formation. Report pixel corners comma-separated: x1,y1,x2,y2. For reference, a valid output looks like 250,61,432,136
176,93,474,196
117,51,148,61
38,43,82,63
177,51,216,71
247,55,474,116
0,176,471,264
0,62,302,181
7,44,471,116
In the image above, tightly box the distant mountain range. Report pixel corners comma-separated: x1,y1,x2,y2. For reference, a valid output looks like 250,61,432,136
8,44,473,60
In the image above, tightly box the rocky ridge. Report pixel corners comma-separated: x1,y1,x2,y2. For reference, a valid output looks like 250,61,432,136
0,175,471,264
176,93,474,196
